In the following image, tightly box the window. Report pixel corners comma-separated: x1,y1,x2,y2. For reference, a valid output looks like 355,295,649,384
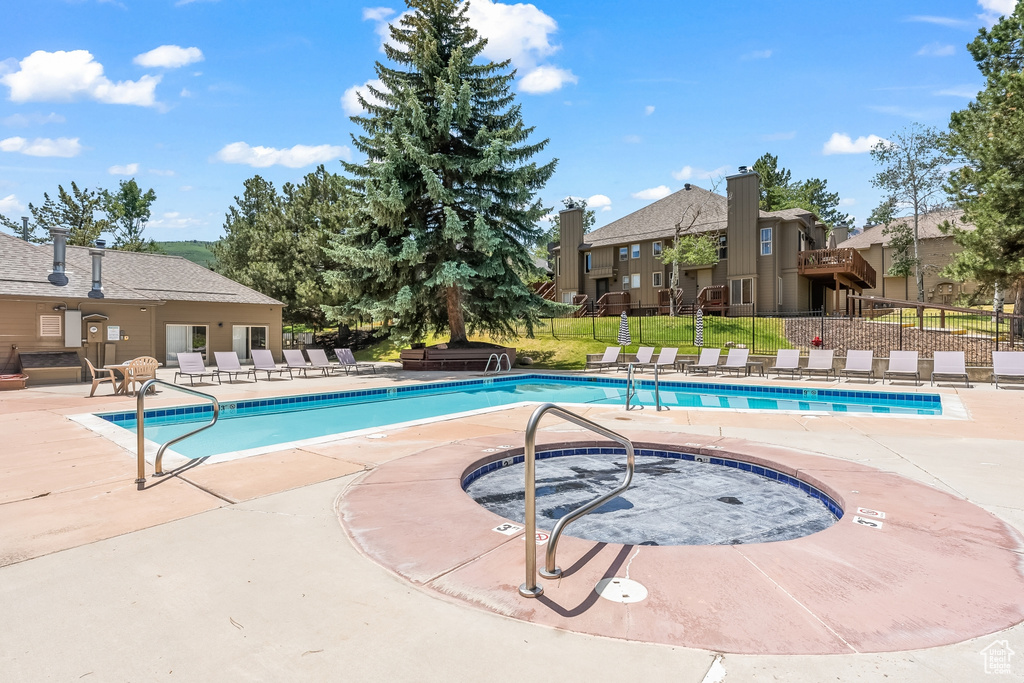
631,244,640,259
584,252,592,273
718,234,728,260
166,324,208,365
556,256,562,276
760,227,773,256
39,315,61,337
622,276,630,290
653,241,662,257
653,272,663,287
631,274,640,289
619,247,628,261
232,325,268,360
561,291,577,304
730,278,753,305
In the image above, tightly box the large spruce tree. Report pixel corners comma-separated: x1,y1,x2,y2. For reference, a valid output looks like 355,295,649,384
323,0,559,345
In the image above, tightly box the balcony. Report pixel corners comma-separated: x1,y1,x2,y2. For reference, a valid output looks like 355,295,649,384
798,248,876,291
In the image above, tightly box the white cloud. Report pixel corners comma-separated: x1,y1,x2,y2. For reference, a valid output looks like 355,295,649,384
823,133,888,155
341,78,386,116
631,185,671,201
362,6,395,21
839,198,856,207
518,66,577,94
0,136,82,157
934,85,979,98
1,112,65,127
741,49,772,60
905,15,973,28
0,194,24,214
587,194,612,212
0,50,160,107
150,169,176,176
134,45,204,69
671,165,729,181
917,42,955,57
180,87,193,98
978,0,1017,23
214,141,351,168
108,162,139,175
644,105,655,116
149,211,202,229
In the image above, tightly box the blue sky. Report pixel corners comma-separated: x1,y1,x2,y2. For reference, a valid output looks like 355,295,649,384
0,0,1016,242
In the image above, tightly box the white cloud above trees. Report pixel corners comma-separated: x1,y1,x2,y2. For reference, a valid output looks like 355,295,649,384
214,141,351,168
917,42,955,57
518,66,577,94
672,165,728,181
822,132,888,155
134,45,204,69
0,50,160,107
0,136,82,157
108,163,139,175
631,185,671,200
0,194,24,213
587,194,612,211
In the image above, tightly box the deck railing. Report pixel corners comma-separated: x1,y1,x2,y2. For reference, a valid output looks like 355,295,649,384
798,248,876,289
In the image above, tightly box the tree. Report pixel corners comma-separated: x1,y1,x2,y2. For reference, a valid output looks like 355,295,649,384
752,153,792,211
869,198,917,277
945,3,1024,327
542,196,596,245
752,153,851,227
323,0,560,345
869,124,953,301
103,179,158,252
662,180,722,315
0,182,108,245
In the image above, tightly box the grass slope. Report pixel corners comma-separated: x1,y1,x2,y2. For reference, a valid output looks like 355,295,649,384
156,240,218,268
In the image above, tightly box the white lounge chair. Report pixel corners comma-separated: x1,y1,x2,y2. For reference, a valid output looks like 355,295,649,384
992,351,1024,389
306,348,341,376
174,352,219,386
214,351,256,383
801,349,836,380
769,349,800,379
251,349,292,380
335,348,376,375
638,347,678,373
931,351,969,387
841,350,874,383
719,348,750,377
884,351,920,385
283,349,321,378
686,348,722,375
589,346,621,372
621,346,655,371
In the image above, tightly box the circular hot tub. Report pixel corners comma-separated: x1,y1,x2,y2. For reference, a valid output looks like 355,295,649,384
462,447,841,546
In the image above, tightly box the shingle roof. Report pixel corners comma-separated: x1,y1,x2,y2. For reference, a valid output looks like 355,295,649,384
838,209,973,249
0,232,281,305
583,185,729,248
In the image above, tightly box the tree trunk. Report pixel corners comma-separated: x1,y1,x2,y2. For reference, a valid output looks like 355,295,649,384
913,214,924,302
1014,280,1024,339
446,284,467,344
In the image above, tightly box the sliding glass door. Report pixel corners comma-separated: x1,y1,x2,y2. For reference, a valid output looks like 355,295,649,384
165,324,208,366
232,325,268,360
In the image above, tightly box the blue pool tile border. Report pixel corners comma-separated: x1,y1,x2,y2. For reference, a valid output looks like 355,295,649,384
460,446,844,521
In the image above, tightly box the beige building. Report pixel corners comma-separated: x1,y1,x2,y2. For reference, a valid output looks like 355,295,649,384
553,169,873,315
0,230,283,385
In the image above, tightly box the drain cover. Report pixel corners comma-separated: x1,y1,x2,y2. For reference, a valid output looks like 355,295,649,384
594,577,648,604
717,496,743,505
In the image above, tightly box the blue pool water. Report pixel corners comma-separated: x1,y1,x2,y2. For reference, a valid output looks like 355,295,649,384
98,374,942,459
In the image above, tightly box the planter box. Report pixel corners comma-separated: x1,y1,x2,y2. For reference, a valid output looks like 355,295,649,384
0,374,29,390
399,346,516,371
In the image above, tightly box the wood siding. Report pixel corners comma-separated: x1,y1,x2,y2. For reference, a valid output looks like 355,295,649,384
855,237,977,304
726,172,759,280
556,208,584,297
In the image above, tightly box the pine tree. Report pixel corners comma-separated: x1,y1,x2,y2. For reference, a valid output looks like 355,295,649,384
323,0,560,345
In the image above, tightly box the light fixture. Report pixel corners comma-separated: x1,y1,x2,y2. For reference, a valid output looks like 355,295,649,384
52,304,67,311
140,307,147,312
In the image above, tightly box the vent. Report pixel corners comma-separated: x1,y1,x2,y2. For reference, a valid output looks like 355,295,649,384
39,315,62,337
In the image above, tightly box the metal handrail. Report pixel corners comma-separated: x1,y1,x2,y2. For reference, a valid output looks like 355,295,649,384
484,353,511,373
135,378,220,490
519,403,635,598
625,363,663,411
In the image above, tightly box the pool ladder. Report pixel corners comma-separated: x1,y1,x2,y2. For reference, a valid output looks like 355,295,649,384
625,363,663,411
135,379,220,491
484,353,512,373
519,403,635,598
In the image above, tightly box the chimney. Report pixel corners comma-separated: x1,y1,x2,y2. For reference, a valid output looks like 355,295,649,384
47,227,69,286
738,165,749,174
21,217,29,241
88,240,105,299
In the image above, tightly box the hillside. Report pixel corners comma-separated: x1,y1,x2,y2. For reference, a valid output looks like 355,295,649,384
156,240,219,268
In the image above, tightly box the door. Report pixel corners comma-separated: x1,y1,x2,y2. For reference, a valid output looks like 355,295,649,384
166,324,208,366
596,278,609,300
696,268,713,291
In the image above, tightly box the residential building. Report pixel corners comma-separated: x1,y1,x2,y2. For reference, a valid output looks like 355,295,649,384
0,229,283,384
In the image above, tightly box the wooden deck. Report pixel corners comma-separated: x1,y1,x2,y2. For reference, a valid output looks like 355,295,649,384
798,248,876,291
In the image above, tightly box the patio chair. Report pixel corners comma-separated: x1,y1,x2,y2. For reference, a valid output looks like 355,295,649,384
992,351,1024,389
931,351,969,388
841,350,874,383
173,352,219,387
125,356,160,395
84,357,116,397
883,351,920,385
588,346,621,373
637,347,678,374
251,349,292,380
686,348,722,375
283,349,320,377
769,349,801,379
718,348,751,377
620,346,655,371
306,348,341,376
335,348,377,375
801,349,836,380
214,351,256,383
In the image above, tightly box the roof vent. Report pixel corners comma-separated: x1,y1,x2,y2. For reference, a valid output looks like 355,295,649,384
47,227,69,286
684,183,692,190
738,165,749,174
88,241,105,299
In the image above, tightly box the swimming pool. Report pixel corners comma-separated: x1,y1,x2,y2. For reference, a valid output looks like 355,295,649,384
94,374,944,460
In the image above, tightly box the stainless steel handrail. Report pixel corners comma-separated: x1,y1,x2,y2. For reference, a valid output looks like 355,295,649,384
484,353,511,373
519,403,635,598
625,363,663,412
135,378,220,490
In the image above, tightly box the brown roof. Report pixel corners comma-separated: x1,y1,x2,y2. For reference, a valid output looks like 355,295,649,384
838,209,973,249
0,232,281,305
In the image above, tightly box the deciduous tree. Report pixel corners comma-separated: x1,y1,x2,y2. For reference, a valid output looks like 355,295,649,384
103,179,158,252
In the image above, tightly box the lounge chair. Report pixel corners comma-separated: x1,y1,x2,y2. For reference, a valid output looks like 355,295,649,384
841,350,874,383
621,346,655,371
992,351,1024,389
931,351,969,387
769,349,801,379
125,356,160,394
283,349,320,377
335,348,377,375
214,351,256,383
588,346,621,372
883,351,920,385
306,348,341,376
801,349,836,380
84,357,117,397
173,352,218,386
718,348,751,377
251,349,292,380
637,347,678,374
686,348,722,375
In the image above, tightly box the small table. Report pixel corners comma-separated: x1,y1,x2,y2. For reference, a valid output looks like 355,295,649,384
746,360,765,377
103,363,131,395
